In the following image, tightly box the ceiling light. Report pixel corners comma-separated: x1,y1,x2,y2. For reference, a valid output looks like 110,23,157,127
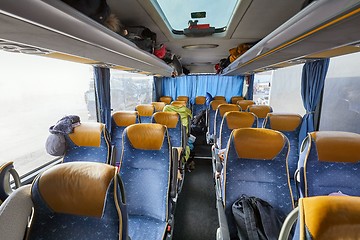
182,44,219,50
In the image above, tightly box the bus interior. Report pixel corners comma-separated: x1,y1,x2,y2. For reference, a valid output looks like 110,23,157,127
1,0,360,239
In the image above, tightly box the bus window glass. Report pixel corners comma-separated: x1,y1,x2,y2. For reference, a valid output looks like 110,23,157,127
269,64,306,115
253,71,273,105
110,69,154,111
319,52,360,134
0,51,95,176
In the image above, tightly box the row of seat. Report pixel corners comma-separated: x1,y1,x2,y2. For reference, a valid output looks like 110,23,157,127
214,127,360,239
1,122,183,240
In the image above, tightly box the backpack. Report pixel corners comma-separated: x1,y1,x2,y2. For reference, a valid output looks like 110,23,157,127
191,110,206,133
232,195,285,240
126,26,156,54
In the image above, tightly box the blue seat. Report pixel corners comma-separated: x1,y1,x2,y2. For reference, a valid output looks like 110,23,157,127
111,111,140,166
230,96,244,104
213,96,226,101
192,96,207,117
159,96,172,105
263,113,302,195
298,131,360,198
151,101,166,112
218,111,257,149
218,128,294,239
247,105,273,127
135,104,154,123
27,162,128,240
279,196,360,240
152,112,185,195
152,112,184,149
212,112,257,175
206,99,227,144
236,99,255,111
63,122,110,164
120,123,173,240
214,104,240,145
176,96,189,108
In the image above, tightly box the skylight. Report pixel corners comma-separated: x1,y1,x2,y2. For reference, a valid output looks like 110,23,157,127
154,0,239,31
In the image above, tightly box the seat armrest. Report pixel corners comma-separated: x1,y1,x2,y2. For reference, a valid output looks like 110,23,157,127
216,197,230,240
170,148,179,198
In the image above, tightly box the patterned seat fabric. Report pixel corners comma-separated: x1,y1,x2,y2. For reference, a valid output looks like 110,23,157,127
120,124,172,240
236,100,255,111
27,162,128,240
151,102,166,112
63,122,110,164
192,96,207,116
222,128,294,238
207,100,227,143
294,196,360,239
152,112,183,149
230,96,244,104
159,96,172,105
135,104,155,123
247,105,273,127
111,111,140,166
298,131,360,198
214,104,240,144
218,112,257,149
263,113,302,181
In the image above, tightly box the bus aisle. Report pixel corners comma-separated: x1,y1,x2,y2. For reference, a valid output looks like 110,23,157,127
173,131,218,240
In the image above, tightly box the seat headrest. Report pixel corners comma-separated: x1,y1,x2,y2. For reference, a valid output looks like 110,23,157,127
126,123,166,150
195,96,206,104
153,112,179,128
171,101,186,107
210,100,227,110
224,112,257,129
68,122,104,147
112,111,139,127
151,102,166,111
37,162,116,217
248,105,272,118
299,196,360,239
231,128,285,160
214,96,226,101
310,131,360,163
231,96,244,104
218,104,240,117
135,104,154,116
177,96,189,103
237,100,255,111
266,113,302,131
159,96,172,104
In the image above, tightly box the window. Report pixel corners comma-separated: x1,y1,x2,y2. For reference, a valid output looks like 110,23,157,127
0,51,95,176
253,71,273,105
269,64,306,115
319,52,360,134
110,69,154,111
153,0,239,31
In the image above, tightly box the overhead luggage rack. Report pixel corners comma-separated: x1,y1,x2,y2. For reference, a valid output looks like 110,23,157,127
0,0,173,76
222,0,360,75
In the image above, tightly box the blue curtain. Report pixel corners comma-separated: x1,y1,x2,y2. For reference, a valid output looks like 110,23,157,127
94,67,111,133
299,59,330,146
161,75,244,104
247,74,254,100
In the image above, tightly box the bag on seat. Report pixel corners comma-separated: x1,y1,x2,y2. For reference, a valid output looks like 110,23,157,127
232,195,284,240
